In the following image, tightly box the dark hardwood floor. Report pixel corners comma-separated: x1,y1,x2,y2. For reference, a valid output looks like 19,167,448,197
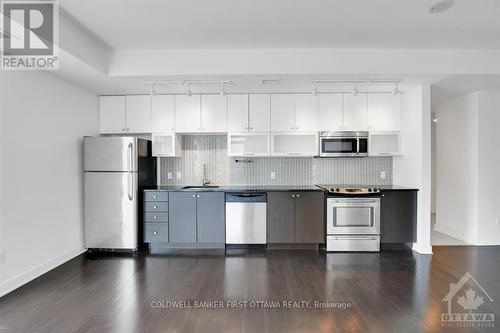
1,247,499,333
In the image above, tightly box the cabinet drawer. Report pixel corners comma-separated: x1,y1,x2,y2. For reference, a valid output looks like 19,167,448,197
144,191,168,202
144,212,169,223
144,202,168,212
144,223,169,243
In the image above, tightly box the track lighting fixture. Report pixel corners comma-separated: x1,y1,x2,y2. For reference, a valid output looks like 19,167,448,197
219,82,225,96
311,83,318,96
186,83,192,97
393,82,400,95
352,82,359,96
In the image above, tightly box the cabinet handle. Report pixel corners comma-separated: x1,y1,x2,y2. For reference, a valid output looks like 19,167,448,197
295,126,298,130
127,128,130,131
292,194,295,198
291,127,294,130
192,194,196,198
153,216,157,219
245,127,248,130
197,195,200,198
296,194,300,198
250,127,253,130
153,195,157,199
153,231,158,235
153,205,157,209
122,128,125,131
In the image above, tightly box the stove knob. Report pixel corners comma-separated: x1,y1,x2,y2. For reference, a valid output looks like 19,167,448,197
368,188,372,192
373,188,379,192
335,188,340,192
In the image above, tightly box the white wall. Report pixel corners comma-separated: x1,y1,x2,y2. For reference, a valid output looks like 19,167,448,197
0,71,99,297
434,91,500,245
393,85,432,254
476,91,500,245
434,93,479,244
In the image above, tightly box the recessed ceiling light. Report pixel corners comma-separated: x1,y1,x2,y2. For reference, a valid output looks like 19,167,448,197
429,0,455,13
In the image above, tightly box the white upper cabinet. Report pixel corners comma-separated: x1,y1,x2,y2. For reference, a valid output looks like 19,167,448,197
367,94,401,131
100,96,126,134
294,94,318,132
318,94,343,131
151,95,175,133
343,93,368,131
175,95,201,132
228,94,249,132
249,94,271,132
125,95,152,133
271,94,295,132
201,95,227,132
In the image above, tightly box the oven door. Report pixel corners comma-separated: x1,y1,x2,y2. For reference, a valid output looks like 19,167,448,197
326,197,380,234
320,137,367,157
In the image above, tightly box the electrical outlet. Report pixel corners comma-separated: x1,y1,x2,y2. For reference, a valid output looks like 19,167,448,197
380,171,386,179
270,172,276,180
176,172,182,180
0,251,5,264
167,172,172,180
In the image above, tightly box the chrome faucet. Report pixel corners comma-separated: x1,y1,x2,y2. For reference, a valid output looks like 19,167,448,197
202,163,210,186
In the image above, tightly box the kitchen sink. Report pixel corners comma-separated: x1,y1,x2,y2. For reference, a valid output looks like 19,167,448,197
181,185,220,189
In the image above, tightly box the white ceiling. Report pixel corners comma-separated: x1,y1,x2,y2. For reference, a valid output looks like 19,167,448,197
60,0,500,50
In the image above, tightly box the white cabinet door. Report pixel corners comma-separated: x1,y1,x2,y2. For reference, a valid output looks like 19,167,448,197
228,94,249,132
125,95,152,133
249,94,270,132
99,96,126,134
201,95,227,132
270,94,295,132
175,95,201,132
271,132,318,157
367,94,401,131
369,132,401,156
227,133,270,156
343,93,368,131
152,95,175,133
152,133,181,157
294,94,318,132
318,94,343,131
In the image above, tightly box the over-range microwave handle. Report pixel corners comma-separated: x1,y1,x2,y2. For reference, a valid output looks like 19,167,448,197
356,138,360,155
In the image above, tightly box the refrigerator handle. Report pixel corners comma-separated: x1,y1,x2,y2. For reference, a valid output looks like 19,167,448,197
127,143,133,201
128,173,133,201
127,143,133,173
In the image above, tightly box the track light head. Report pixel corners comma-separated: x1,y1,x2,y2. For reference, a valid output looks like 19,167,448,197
392,82,400,95
352,87,359,96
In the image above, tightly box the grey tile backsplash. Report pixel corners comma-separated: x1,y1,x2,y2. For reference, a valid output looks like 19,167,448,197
159,135,392,186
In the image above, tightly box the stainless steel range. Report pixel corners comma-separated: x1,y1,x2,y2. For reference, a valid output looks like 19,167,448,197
319,186,381,252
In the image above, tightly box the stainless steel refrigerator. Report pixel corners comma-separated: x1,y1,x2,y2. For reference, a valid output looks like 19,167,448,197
83,137,156,250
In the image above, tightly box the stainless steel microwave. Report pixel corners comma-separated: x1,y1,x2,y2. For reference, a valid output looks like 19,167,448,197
319,131,368,157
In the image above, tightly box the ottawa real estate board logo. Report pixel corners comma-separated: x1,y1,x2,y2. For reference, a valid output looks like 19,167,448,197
1,0,58,70
442,272,495,328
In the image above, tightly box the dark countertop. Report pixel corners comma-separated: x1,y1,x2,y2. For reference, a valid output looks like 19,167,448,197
144,185,418,192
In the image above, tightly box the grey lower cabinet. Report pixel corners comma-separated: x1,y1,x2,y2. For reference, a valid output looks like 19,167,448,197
380,190,417,243
169,192,197,243
267,191,324,244
168,191,225,245
196,192,225,243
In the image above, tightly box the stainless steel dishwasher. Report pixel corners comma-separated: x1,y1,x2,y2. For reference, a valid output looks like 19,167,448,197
225,193,267,244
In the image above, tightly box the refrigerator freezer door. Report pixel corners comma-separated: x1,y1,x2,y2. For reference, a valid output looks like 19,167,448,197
84,137,138,172
84,172,138,249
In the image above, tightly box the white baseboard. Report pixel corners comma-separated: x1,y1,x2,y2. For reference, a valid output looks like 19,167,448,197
412,242,433,255
0,248,86,298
